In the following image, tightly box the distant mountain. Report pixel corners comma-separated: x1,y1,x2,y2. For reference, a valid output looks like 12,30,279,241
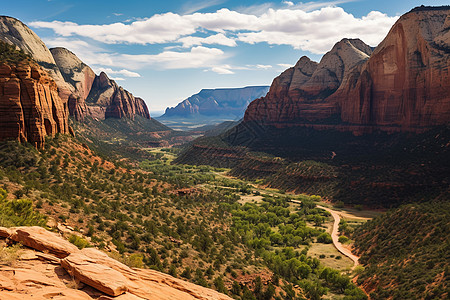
161,86,269,119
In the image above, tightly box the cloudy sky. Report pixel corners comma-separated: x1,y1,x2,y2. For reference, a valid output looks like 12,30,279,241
2,0,447,114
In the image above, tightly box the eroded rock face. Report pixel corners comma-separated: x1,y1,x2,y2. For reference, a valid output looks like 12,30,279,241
244,7,450,133
0,62,70,148
0,16,73,102
245,39,372,123
83,72,151,120
50,47,96,121
0,18,152,122
335,8,450,131
0,226,233,300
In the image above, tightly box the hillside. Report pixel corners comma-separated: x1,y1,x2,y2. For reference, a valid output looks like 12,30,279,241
0,136,369,299
72,115,193,149
352,201,449,299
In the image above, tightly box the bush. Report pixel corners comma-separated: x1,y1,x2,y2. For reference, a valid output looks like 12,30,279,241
0,188,47,227
68,234,90,249
338,235,349,243
317,232,332,244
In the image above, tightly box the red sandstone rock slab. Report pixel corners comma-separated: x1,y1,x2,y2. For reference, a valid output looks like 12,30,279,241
10,226,78,258
61,251,128,297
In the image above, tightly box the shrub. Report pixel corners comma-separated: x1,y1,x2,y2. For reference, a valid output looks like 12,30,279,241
317,232,332,244
0,188,47,227
338,235,349,243
68,234,90,249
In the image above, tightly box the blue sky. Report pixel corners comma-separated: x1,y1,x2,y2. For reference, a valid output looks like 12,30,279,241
2,0,447,114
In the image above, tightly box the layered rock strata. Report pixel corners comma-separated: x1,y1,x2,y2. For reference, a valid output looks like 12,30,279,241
82,72,150,120
0,16,74,102
0,61,70,147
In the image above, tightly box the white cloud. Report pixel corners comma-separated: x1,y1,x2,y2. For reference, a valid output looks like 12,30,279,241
31,13,197,44
236,6,398,53
255,64,272,69
94,68,141,77
31,6,397,55
283,1,294,6
211,65,234,74
43,35,228,72
178,33,236,48
44,37,93,53
278,63,293,68
115,46,227,70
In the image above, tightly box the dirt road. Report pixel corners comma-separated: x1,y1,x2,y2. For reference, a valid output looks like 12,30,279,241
290,200,359,268
316,205,360,268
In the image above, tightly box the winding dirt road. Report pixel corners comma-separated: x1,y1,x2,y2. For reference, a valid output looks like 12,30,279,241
291,200,359,268
316,205,359,268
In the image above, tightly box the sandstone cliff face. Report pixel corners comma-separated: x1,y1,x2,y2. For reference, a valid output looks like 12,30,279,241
83,72,150,120
0,16,73,102
335,8,450,131
244,7,450,133
162,86,269,118
0,62,70,148
50,47,96,121
245,39,372,123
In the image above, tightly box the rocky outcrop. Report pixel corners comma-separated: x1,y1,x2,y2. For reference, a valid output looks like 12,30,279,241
244,7,450,133
0,226,233,299
50,47,96,121
9,226,78,258
80,72,150,121
162,86,269,119
245,39,372,123
61,251,128,296
0,16,73,102
0,61,70,148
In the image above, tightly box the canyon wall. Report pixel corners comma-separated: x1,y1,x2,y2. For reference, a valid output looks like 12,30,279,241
0,61,70,147
244,7,450,133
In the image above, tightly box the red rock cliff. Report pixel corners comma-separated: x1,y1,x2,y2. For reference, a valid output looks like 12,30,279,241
244,7,450,133
0,62,70,147
245,39,372,124
336,8,450,131
85,72,150,120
